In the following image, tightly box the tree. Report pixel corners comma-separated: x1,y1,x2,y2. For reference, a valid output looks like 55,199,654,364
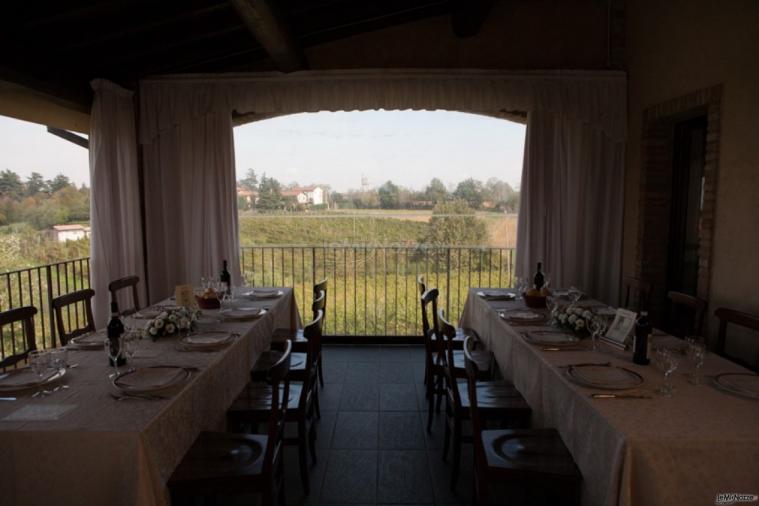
48,174,72,193
0,170,24,199
257,175,283,210
239,169,259,191
26,172,48,196
377,180,400,209
424,178,448,204
453,178,484,209
420,199,487,246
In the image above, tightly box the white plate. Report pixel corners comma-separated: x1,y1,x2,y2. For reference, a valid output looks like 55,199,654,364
0,367,66,393
68,329,107,349
179,331,234,350
713,373,759,400
477,291,516,301
113,366,189,394
523,330,580,347
499,309,547,324
565,364,644,390
221,307,266,320
243,289,283,299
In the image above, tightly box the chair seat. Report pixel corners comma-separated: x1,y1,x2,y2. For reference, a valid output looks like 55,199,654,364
251,350,308,381
454,380,531,413
272,327,306,342
168,431,268,487
230,382,304,414
481,428,580,478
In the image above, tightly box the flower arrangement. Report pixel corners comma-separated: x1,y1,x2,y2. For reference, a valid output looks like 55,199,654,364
147,306,201,339
551,304,594,335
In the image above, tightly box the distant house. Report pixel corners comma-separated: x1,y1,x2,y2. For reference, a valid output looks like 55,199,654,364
237,186,258,205
52,224,90,242
281,185,326,206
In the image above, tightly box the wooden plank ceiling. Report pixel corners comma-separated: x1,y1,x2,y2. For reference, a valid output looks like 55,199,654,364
0,0,495,109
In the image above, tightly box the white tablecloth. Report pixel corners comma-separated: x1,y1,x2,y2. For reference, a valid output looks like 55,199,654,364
460,289,759,506
0,288,300,506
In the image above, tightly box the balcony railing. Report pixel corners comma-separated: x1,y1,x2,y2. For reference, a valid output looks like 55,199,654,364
0,246,516,360
241,245,516,336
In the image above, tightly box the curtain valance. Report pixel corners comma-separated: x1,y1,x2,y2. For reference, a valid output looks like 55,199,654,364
139,69,626,144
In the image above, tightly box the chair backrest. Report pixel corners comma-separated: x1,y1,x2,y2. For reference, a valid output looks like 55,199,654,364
667,291,707,338
714,307,759,372
312,289,326,323
462,336,488,474
264,339,292,474
299,309,324,407
623,276,652,313
313,278,327,328
439,309,463,408
0,306,38,369
420,288,440,343
108,275,141,316
52,288,96,346
417,275,426,296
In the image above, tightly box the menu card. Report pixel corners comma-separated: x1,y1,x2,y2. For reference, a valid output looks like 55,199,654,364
174,284,196,308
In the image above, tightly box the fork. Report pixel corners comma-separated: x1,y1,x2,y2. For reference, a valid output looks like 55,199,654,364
110,392,167,401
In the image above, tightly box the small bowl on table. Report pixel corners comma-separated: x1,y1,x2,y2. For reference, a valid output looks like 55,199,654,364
522,292,547,309
195,294,221,310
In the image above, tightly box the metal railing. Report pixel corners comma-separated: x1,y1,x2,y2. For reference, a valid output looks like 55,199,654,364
0,245,516,360
241,245,516,336
0,258,91,360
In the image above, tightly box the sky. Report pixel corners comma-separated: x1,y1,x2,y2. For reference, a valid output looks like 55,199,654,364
0,110,525,191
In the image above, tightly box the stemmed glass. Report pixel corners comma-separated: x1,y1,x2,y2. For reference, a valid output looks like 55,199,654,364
568,286,583,304
122,327,141,362
588,317,607,352
218,291,233,322
654,348,679,397
105,336,124,378
685,336,706,385
545,295,557,323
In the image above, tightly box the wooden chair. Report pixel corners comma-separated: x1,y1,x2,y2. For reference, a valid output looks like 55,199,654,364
463,337,581,506
714,308,759,372
0,306,38,369
417,275,426,296
108,275,141,316
440,314,531,491
52,288,96,346
230,312,322,495
169,340,292,506
667,291,707,338
420,288,491,432
623,276,652,313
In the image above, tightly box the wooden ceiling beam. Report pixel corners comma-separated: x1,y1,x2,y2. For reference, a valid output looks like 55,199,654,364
450,0,494,38
47,126,89,149
229,0,307,72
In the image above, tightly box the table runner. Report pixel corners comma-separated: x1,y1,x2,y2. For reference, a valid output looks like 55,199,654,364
460,289,759,506
0,287,300,506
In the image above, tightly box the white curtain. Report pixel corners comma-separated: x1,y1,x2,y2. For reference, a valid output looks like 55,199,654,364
516,110,625,304
89,79,145,326
142,111,241,302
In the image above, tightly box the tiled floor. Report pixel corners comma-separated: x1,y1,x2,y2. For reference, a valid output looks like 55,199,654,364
281,344,473,506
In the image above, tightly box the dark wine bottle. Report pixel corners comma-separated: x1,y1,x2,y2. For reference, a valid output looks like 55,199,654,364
107,299,126,366
533,262,545,290
633,311,651,365
220,259,231,295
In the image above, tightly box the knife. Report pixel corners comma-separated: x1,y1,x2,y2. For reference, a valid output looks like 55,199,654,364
590,393,652,399
0,397,17,401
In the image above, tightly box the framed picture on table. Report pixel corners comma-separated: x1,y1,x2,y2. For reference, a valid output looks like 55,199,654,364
602,308,637,348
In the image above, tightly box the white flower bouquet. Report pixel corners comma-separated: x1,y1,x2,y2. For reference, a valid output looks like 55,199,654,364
147,306,201,340
550,304,594,336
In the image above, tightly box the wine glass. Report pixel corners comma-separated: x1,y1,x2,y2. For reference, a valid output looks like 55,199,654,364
588,317,607,352
29,350,51,397
685,336,706,385
49,348,68,370
545,295,557,322
654,348,679,397
105,336,123,378
568,286,583,304
243,271,255,289
218,291,233,322
122,328,140,362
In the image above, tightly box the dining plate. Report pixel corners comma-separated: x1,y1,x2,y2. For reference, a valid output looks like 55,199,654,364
132,308,166,320
179,331,234,350
565,364,644,390
221,307,266,321
478,290,516,301
0,367,66,393
243,289,283,299
68,329,107,349
499,309,547,325
713,373,759,400
523,330,580,347
113,366,190,394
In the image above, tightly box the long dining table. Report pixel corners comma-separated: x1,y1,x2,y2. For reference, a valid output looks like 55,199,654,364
0,287,300,506
460,288,759,506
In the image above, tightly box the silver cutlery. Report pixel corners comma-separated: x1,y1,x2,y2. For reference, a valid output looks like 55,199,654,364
0,397,17,401
590,393,652,399
110,392,167,401
562,362,612,368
